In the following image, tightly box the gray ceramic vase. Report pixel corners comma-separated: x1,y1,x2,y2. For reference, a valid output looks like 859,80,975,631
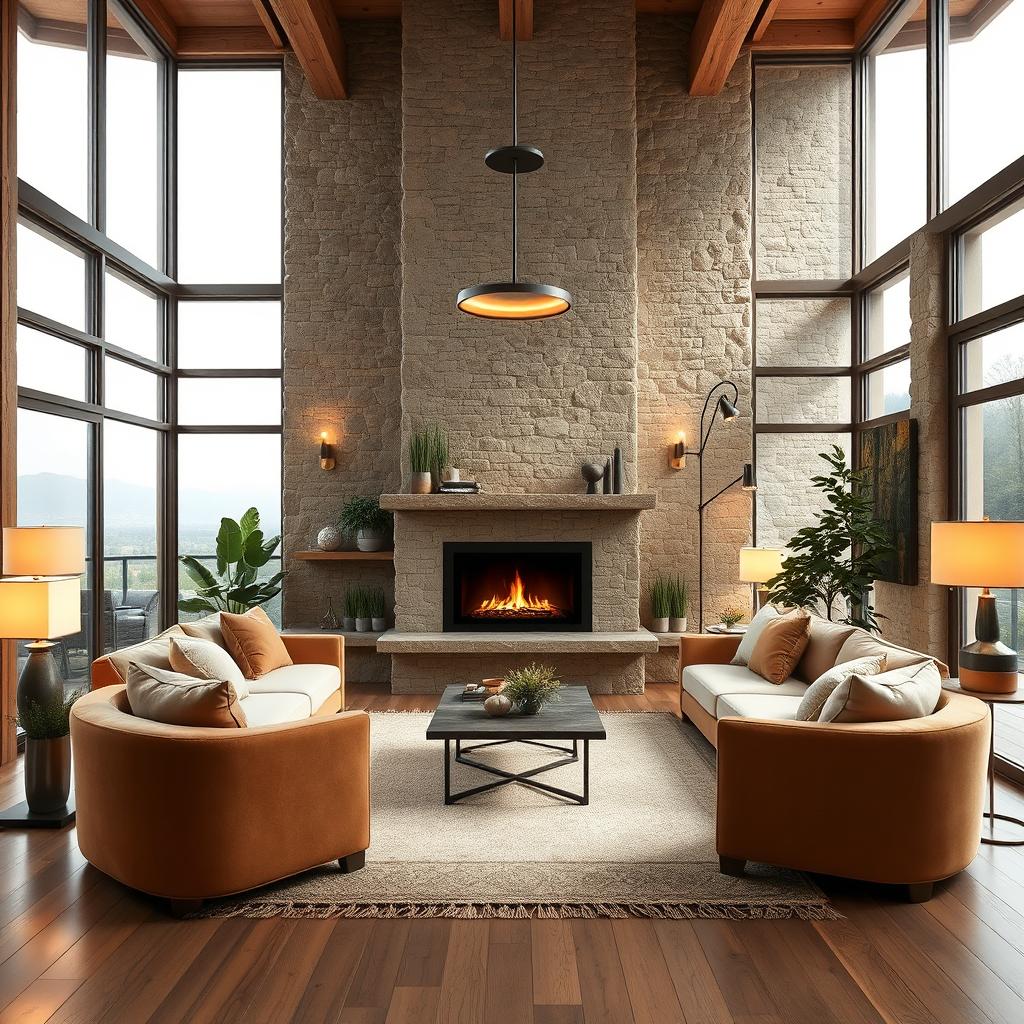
25,735,71,814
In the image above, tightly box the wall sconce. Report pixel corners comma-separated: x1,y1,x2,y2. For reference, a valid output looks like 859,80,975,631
669,431,687,470
319,431,335,471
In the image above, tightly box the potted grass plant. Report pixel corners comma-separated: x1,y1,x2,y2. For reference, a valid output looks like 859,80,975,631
353,587,373,633
430,425,458,484
369,587,387,631
669,576,689,633
342,587,358,631
409,429,433,494
17,690,82,814
339,496,392,552
502,663,562,716
650,575,672,633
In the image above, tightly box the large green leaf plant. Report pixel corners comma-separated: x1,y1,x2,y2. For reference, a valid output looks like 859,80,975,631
764,446,894,633
179,508,285,615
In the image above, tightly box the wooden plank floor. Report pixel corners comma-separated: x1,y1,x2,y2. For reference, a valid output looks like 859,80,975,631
0,682,1022,1023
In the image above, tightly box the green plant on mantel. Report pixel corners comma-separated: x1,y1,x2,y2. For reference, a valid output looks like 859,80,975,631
651,576,673,619
338,496,391,537
179,508,284,615
430,425,451,476
368,587,386,619
409,430,432,474
765,445,894,633
502,663,562,716
669,576,689,619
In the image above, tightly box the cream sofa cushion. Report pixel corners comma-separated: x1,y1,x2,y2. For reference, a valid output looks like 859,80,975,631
239,691,313,728
716,692,804,722
169,636,250,700
105,625,186,683
819,660,942,724
795,654,887,722
835,630,950,678
730,605,780,666
682,663,808,718
248,663,340,716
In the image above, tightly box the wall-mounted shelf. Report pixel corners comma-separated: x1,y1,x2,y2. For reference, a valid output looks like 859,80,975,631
284,628,385,648
292,550,394,561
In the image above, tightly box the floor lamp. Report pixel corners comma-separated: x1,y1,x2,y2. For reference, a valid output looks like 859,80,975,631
674,381,757,632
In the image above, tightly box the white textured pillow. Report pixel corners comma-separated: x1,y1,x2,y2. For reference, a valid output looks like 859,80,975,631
819,659,941,724
169,636,250,700
795,654,887,722
730,604,781,666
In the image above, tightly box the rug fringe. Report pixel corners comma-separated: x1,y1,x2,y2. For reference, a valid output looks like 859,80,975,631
194,900,841,922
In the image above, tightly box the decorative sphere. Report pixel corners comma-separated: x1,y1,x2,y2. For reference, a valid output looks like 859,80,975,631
316,526,343,551
581,462,604,485
484,694,513,717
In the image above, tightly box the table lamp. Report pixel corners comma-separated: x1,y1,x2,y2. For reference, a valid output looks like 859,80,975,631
739,547,784,611
0,527,86,717
931,520,1024,694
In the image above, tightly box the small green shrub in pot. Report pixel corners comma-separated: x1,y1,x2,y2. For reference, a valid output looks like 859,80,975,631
502,663,562,716
650,575,672,633
368,587,387,631
338,496,392,552
342,587,360,631
409,429,433,494
669,575,689,632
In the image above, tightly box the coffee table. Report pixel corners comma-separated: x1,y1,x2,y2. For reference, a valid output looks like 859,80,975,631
426,685,607,805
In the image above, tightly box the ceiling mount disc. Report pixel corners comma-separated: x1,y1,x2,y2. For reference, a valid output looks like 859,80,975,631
484,145,544,174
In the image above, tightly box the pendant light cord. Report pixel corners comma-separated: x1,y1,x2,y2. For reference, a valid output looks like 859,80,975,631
511,0,518,283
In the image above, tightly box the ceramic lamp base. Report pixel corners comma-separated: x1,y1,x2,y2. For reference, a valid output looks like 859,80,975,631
16,642,64,722
959,641,1019,695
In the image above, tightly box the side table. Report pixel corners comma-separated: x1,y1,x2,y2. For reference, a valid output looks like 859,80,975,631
942,680,1024,847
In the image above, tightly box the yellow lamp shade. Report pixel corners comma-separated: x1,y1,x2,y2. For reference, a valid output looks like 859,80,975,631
930,521,1024,589
0,576,82,640
3,526,85,577
739,546,784,584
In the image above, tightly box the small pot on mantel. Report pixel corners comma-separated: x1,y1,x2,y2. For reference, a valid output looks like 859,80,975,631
651,617,670,634
355,617,372,633
669,617,687,633
442,468,461,483
411,472,432,495
371,616,386,631
356,528,388,552
342,615,355,632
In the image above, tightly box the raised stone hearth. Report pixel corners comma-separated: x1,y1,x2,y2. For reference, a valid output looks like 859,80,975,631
377,631,659,654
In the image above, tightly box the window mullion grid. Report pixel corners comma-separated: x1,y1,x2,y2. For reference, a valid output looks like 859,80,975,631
927,0,949,219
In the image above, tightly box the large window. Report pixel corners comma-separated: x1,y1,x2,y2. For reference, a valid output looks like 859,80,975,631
14,0,283,670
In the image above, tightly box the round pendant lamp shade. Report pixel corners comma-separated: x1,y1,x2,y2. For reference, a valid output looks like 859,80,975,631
456,282,572,320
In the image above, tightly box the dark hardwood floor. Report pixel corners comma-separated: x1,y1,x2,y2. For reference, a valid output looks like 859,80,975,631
1,681,1023,1023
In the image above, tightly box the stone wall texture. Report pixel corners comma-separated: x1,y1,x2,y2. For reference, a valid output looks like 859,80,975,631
756,298,850,367
874,231,948,657
399,0,639,494
281,25,402,681
755,64,852,280
636,15,753,676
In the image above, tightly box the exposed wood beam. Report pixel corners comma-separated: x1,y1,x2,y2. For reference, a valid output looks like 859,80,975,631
130,0,179,52
854,0,895,45
252,0,288,50
750,0,784,43
177,26,283,59
689,0,762,96
267,0,346,98
749,18,855,50
499,0,533,41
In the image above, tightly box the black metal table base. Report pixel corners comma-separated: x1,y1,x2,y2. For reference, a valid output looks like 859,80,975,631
444,737,590,805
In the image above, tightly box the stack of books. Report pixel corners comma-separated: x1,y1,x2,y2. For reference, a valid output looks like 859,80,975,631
438,480,482,494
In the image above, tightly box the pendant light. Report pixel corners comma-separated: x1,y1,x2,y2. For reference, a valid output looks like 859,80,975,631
456,4,572,320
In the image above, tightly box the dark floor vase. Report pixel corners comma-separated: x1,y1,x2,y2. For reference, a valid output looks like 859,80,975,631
25,736,71,814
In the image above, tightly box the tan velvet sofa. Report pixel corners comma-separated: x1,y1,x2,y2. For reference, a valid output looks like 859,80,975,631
73,630,368,914
679,629,990,901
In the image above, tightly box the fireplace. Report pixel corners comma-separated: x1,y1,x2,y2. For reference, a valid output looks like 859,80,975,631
443,542,593,632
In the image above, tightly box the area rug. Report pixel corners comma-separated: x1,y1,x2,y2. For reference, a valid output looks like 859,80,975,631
199,712,836,920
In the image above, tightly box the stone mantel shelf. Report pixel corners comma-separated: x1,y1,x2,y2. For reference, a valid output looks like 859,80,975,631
376,630,660,654
380,494,656,512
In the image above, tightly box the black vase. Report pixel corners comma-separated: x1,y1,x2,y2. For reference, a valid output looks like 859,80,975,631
25,735,71,814
613,447,623,494
602,459,612,494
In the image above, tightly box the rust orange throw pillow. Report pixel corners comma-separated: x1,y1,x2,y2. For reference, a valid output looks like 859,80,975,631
219,606,293,680
747,609,812,685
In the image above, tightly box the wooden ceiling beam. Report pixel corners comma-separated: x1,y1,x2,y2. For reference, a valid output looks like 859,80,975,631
853,0,894,44
131,0,179,52
267,0,346,99
498,0,533,41
750,0,784,43
177,25,283,58
689,0,763,95
749,18,855,50
252,0,288,50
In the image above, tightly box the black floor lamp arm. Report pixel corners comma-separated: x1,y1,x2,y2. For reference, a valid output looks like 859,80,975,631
699,474,744,513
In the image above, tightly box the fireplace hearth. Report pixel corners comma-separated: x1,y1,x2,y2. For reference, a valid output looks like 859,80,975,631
443,542,593,632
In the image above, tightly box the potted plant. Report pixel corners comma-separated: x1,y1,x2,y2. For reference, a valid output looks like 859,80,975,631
369,587,387,631
719,606,744,630
669,576,689,633
650,575,672,633
17,690,81,814
409,429,433,494
342,587,358,631
353,588,372,633
431,425,458,484
502,663,562,716
338,496,392,552
765,446,895,631
179,508,285,615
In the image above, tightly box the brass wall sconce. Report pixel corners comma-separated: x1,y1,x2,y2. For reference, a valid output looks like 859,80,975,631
319,432,335,471
669,431,687,470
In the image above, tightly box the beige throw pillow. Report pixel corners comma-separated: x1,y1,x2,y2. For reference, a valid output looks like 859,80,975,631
794,617,858,683
747,609,812,685
125,662,247,728
835,630,950,679
796,654,887,722
169,636,250,699
730,605,781,666
818,659,942,724
105,624,186,684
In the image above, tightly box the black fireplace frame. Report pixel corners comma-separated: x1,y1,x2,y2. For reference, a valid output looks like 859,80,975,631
442,541,593,633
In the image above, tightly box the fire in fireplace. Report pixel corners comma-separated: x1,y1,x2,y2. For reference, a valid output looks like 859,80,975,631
443,542,593,632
